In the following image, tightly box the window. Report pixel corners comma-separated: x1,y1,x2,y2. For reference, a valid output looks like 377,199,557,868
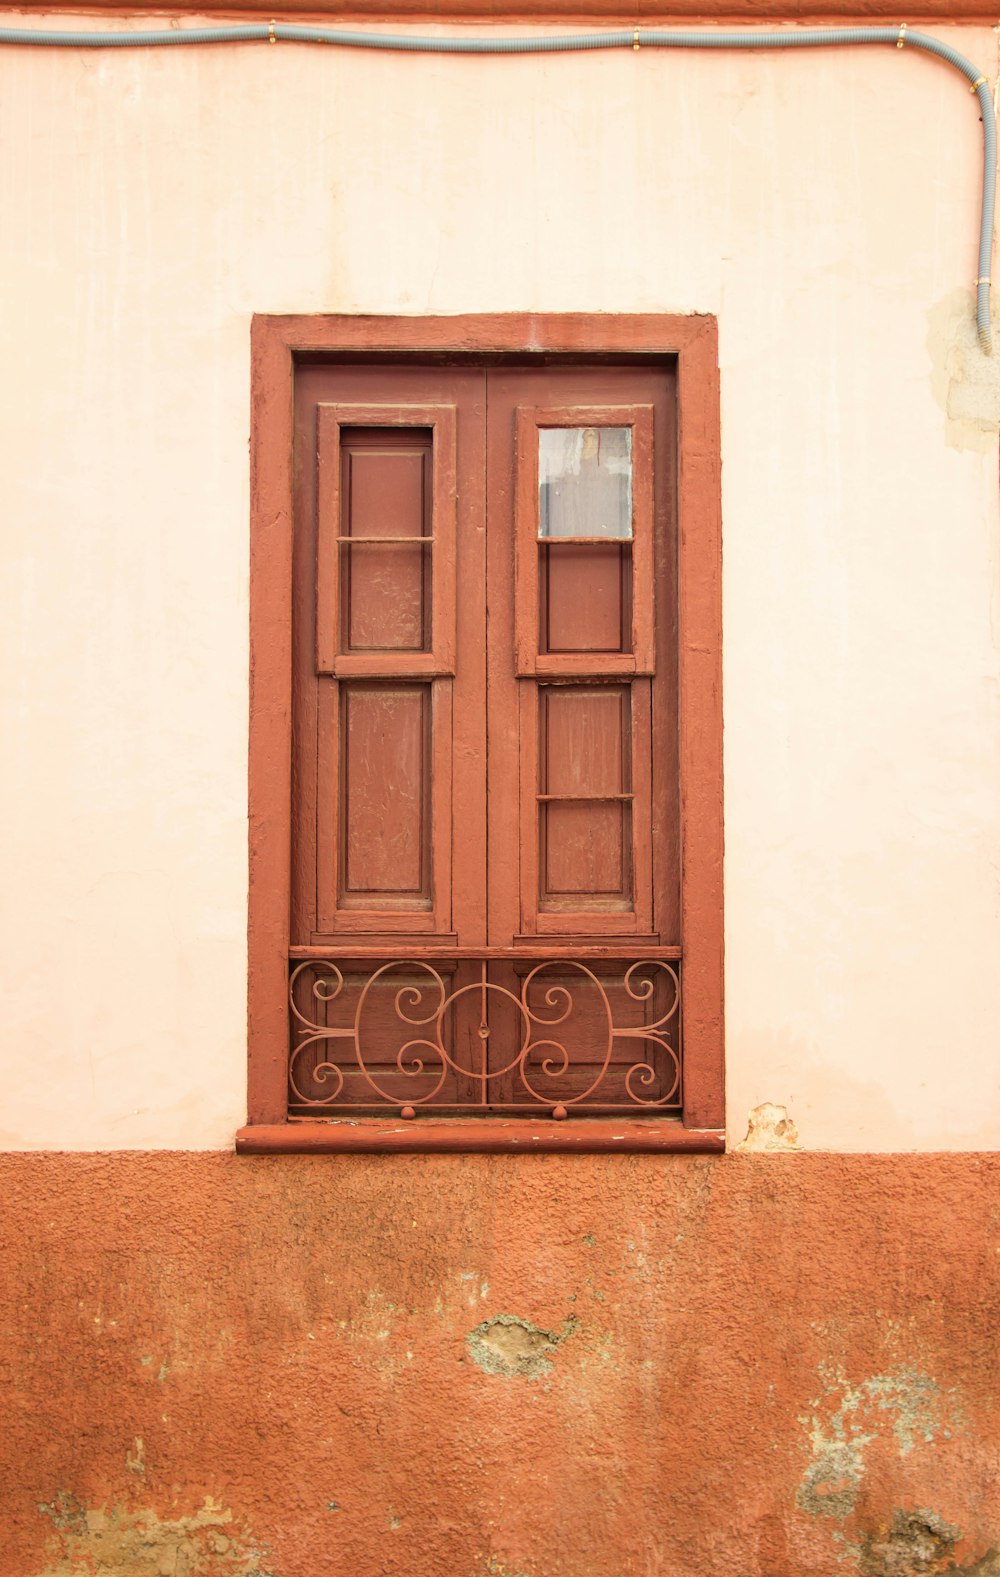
241,316,723,1153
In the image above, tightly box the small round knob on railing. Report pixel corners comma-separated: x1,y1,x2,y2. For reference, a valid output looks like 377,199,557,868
400,1106,416,1120
552,1104,568,1121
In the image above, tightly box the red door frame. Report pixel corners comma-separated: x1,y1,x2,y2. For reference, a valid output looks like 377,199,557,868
240,313,724,1153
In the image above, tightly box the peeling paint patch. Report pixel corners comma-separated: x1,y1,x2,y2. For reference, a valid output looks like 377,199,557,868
859,1509,960,1576
856,1511,1000,1577
736,1103,801,1152
866,1368,950,1456
927,288,1000,452
34,1496,272,1577
478,1559,535,1577
466,1314,578,1379
797,1436,869,1519
37,1493,87,1536
798,1364,964,1520
957,1551,1000,1577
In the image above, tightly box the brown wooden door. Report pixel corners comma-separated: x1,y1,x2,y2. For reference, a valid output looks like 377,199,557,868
484,365,677,948
289,360,680,1115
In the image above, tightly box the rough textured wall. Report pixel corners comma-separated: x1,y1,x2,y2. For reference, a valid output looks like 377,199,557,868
4,1153,1000,1577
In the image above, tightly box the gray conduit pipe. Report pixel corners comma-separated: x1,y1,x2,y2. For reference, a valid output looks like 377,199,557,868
0,21,994,351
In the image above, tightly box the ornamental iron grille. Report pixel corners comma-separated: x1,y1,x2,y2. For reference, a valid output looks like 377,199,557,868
288,954,681,1117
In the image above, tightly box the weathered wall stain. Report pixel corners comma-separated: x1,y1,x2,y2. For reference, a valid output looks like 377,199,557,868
794,1356,1000,1576
858,1508,960,1576
466,1314,578,1379
478,1560,536,1577
955,1550,1000,1577
927,288,1000,451
4,1152,1000,1577
37,1493,87,1536
798,1434,869,1521
34,1498,271,1577
736,1102,802,1151
857,1510,1000,1577
798,1363,963,1519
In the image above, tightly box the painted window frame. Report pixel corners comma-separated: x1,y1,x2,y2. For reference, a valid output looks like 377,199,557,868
238,313,724,1154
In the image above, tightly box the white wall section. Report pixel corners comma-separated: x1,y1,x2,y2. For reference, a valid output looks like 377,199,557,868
0,19,997,1148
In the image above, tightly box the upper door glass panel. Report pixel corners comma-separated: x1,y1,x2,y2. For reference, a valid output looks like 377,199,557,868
538,426,633,539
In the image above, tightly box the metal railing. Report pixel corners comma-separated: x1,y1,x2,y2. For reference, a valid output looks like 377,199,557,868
288,952,682,1118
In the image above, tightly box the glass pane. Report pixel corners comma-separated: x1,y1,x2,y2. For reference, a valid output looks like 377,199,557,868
538,426,633,539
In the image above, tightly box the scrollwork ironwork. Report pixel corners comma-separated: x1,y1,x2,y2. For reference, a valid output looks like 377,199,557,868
288,955,682,1116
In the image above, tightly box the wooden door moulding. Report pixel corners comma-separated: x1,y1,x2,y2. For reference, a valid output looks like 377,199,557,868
246,312,723,1152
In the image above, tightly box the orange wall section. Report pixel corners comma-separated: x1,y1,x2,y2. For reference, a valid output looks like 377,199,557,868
4,1151,1000,1577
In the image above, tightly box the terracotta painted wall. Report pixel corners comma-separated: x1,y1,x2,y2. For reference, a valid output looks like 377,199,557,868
3,1152,1000,1577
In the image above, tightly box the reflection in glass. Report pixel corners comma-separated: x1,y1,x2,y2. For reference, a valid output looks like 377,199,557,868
538,426,633,539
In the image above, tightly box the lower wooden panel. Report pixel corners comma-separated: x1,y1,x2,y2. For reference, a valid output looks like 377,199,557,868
316,678,453,935
543,800,627,897
520,680,654,934
341,683,430,900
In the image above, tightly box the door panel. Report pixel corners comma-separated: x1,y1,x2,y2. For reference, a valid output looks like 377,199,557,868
487,366,675,949
542,683,627,796
339,683,430,902
315,672,452,935
539,683,631,905
543,541,631,654
291,358,679,1113
294,365,484,946
516,676,653,935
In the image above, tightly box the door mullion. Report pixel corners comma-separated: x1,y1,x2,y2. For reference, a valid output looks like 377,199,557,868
449,371,489,950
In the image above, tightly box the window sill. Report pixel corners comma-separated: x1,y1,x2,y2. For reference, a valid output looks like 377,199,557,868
236,1120,725,1154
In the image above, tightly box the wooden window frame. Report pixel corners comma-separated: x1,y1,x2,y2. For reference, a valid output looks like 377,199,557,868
315,402,457,679
239,313,724,1155
515,403,656,677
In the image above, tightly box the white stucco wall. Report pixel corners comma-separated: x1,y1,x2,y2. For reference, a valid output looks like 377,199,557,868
0,17,998,1149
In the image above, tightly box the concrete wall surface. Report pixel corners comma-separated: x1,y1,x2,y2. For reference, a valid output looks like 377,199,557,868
2,1152,1000,1577
0,20,998,1147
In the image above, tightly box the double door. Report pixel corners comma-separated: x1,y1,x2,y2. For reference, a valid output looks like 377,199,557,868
290,360,681,1114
